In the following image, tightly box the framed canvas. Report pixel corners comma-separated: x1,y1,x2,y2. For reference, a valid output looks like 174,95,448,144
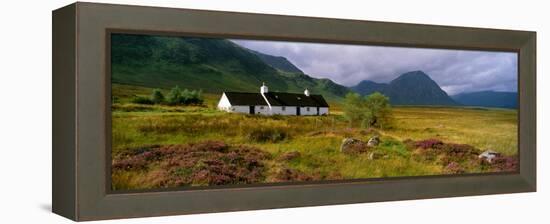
52,2,536,221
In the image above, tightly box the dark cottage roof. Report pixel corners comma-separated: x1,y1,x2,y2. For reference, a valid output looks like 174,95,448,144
224,91,329,107
223,92,268,106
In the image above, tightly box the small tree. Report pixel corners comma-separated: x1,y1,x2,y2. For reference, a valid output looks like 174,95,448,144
151,89,165,104
342,92,365,127
342,92,392,129
363,92,392,129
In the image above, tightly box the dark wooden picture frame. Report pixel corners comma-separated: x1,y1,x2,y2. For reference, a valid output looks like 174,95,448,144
53,2,536,221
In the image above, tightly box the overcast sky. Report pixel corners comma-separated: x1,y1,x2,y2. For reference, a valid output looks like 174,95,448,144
231,39,517,95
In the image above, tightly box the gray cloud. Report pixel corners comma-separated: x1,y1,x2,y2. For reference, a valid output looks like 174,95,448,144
231,39,517,95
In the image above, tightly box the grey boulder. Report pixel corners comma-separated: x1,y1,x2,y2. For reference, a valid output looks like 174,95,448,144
478,150,501,163
340,138,369,154
367,135,380,147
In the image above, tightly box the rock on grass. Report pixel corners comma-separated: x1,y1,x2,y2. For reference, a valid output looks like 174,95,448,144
406,138,518,173
367,135,380,147
478,150,500,163
340,138,370,154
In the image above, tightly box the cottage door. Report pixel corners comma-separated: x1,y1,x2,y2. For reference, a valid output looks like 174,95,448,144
296,107,300,116
249,106,255,114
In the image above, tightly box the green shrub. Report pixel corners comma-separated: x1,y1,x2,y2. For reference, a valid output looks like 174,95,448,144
151,89,165,104
342,92,393,129
364,92,392,129
167,86,182,105
167,86,203,105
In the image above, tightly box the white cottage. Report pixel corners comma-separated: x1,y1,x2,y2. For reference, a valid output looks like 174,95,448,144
217,83,329,116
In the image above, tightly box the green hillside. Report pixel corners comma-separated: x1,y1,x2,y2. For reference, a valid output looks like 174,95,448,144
111,34,350,101
249,49,304,73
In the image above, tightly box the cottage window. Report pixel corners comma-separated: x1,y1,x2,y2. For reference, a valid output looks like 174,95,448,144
260,106,264,109
282,106,286,111
306,107,310,111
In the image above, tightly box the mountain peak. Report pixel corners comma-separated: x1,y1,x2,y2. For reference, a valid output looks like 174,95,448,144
357,80,379,85
392,70,431,82
352,70,457,106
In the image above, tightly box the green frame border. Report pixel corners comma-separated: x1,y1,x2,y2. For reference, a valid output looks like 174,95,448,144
53,2,536,221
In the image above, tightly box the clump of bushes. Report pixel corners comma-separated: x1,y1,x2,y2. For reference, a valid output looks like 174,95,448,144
111,141,272,188
112,145,161,170
407,138,480,165
405,138,519,173
440,143,479,161
414,139,444,149
130,86,203,106
151,89,165,104
167,86,203,105
482,155,518,172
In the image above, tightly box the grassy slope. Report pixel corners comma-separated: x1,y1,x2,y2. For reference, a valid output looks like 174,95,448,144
111,34,350,101
111,85,517,189
113,63,347,101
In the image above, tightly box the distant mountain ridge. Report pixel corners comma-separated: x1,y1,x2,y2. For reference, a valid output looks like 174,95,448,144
351,80,388,96
351,71,458,106
452,91,518,109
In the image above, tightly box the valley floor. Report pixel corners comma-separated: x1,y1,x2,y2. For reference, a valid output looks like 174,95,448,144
111,100,518,190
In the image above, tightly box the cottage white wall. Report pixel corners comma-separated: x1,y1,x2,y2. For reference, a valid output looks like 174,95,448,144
217,93,232,111
319,107,329,115
218,93,254,114
270,106,298,115
300,106,319,116
229,105,250,113
254,105,271,115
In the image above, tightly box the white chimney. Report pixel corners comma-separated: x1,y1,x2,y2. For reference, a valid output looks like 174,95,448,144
260,82,272,112
260,82,268,94
304,88,310,96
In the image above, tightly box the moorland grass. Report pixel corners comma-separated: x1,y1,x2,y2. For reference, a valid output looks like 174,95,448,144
111,85,518,190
